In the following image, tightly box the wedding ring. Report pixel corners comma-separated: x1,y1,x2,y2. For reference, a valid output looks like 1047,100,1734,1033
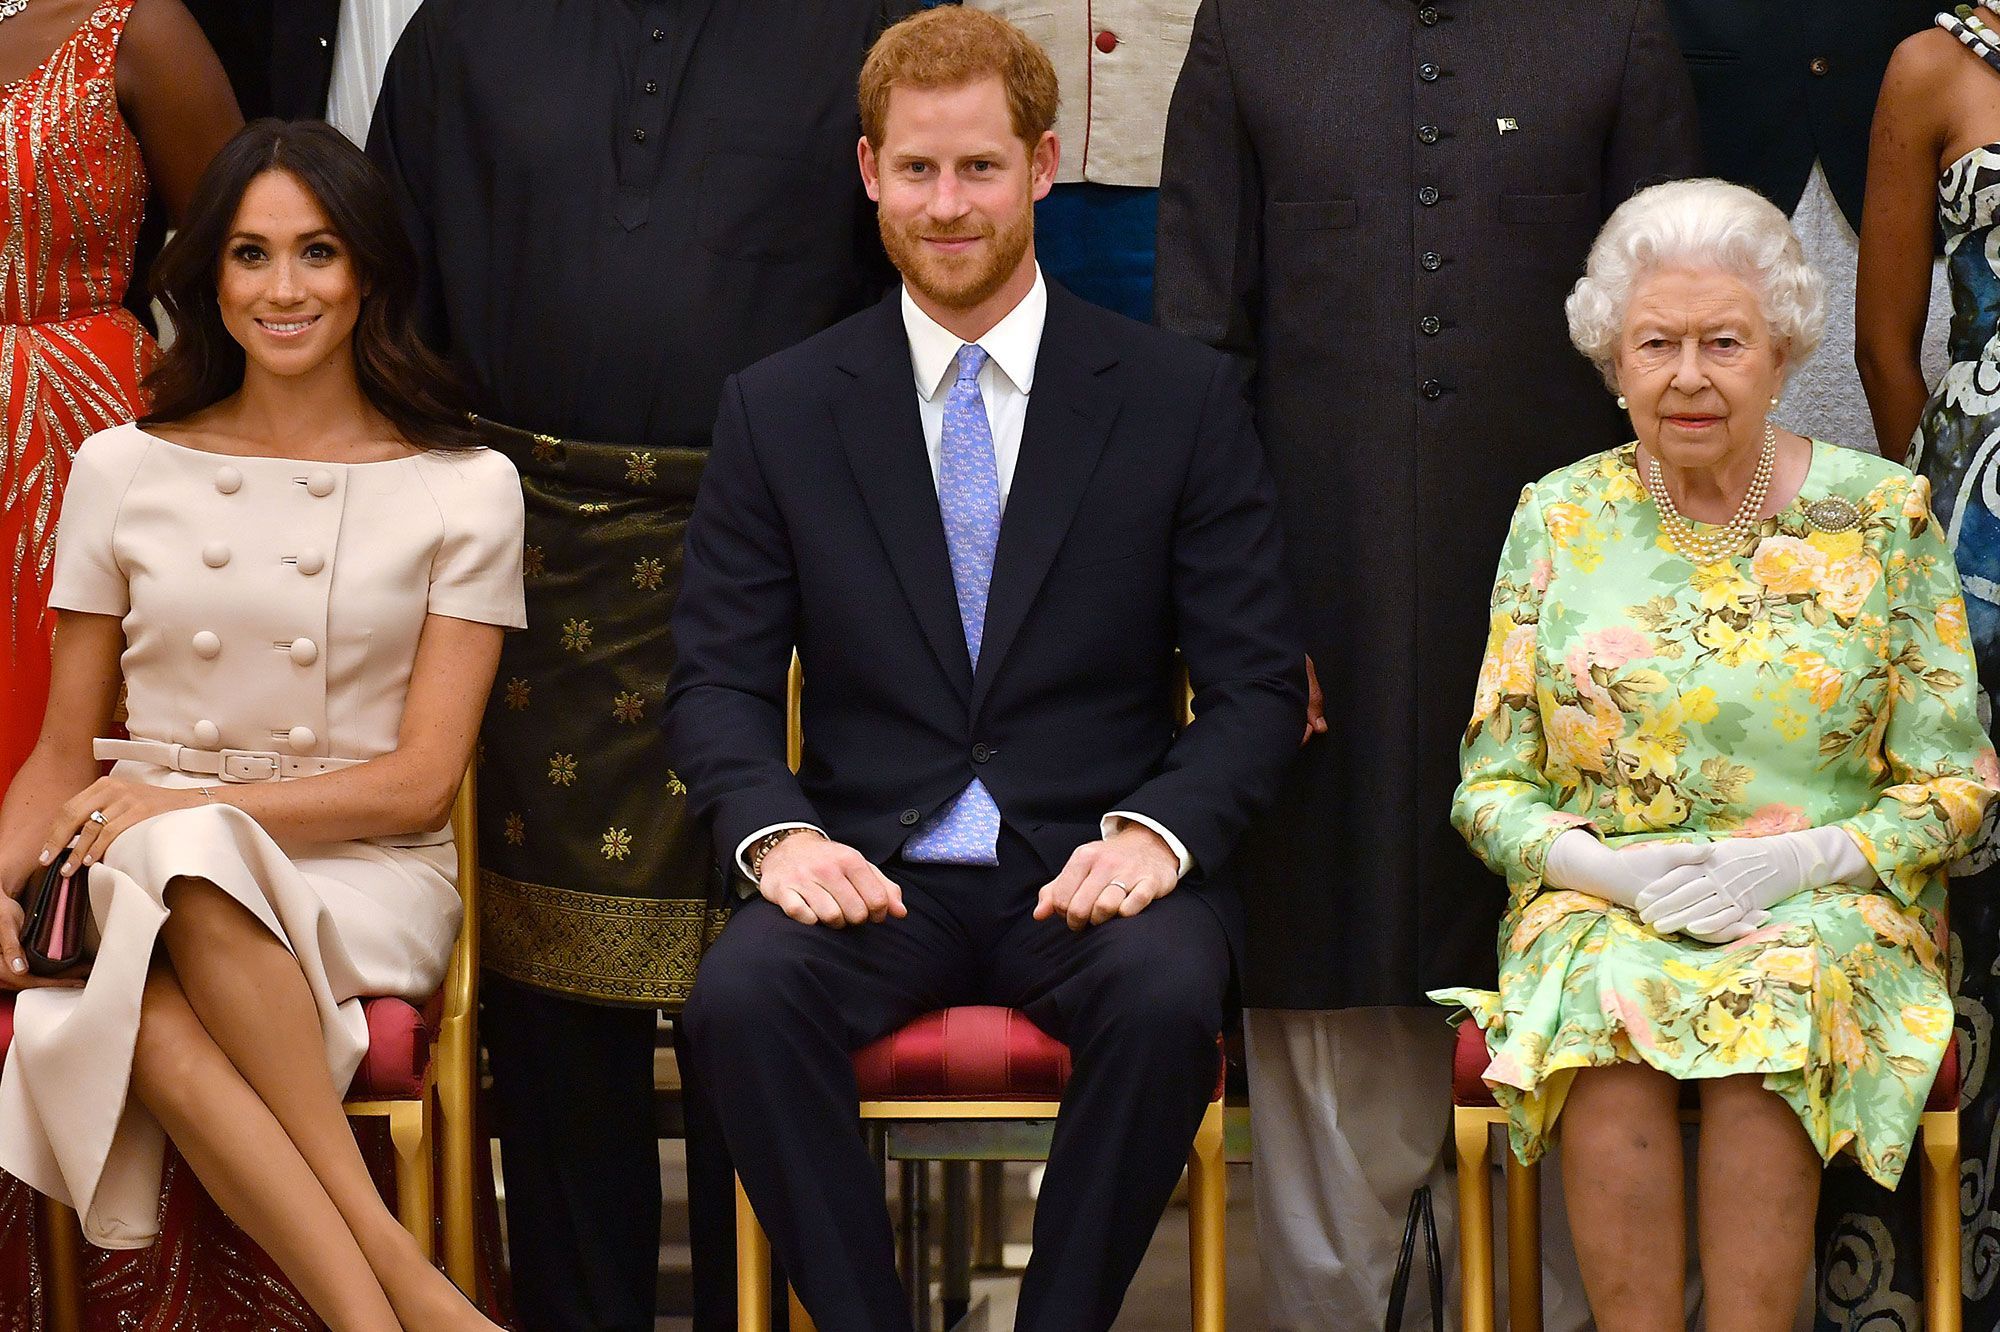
1106,880,1128,892
87,810,108,825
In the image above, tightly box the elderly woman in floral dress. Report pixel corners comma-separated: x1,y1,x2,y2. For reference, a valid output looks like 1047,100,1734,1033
1435,178,2000,1332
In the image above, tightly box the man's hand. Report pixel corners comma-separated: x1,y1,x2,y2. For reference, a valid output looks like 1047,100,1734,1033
757,832,906,928
1034,823,1181,930
1301,655,1327,746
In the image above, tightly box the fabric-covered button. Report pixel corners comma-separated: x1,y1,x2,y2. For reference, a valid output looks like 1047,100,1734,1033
1095,29,1118,53
192,719,220,748
202,542,231,568
214,466,242,495
306,469,336,497
296,548,326,576
192,630,221,659
288,726,317,753
900,808,921,826
289,637,319,666
1418,124,1440,145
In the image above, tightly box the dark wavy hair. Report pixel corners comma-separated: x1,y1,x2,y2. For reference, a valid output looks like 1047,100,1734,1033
142,119,481,451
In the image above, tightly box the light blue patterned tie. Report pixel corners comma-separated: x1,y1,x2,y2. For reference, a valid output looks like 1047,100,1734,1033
904,345,1003,866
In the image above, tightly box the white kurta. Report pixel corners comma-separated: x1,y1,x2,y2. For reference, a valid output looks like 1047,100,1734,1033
0,424,524,1248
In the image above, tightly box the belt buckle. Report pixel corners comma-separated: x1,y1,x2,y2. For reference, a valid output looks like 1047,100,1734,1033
217,749,282,782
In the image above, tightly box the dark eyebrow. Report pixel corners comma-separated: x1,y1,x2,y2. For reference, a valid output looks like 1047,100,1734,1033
225,229,339,245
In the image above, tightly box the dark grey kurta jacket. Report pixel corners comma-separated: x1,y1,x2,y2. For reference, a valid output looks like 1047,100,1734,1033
1154,0,1702,1009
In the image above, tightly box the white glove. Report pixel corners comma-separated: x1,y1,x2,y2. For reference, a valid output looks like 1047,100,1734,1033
1542,830,1709,911
1638,826,1872,936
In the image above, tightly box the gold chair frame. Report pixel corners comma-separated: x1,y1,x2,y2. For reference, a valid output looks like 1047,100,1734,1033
1452,1099,1961,1332
733,658,1225,1332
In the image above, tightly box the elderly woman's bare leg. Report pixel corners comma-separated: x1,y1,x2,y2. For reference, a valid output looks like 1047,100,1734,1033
1559,1062,1685,1330
157,874,497,1332
131,961,402,1332
1696,1074,1818,1332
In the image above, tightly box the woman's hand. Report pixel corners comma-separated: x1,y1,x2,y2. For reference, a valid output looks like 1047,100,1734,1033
42,778,202,878
1301,655,1327,747
0,893,87,990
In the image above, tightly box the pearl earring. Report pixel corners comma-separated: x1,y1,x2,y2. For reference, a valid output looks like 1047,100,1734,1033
1770,396,1779,408
1616,395,1628,409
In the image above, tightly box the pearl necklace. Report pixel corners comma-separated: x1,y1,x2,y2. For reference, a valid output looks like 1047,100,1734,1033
0,0,29,22
1642,421,1776,564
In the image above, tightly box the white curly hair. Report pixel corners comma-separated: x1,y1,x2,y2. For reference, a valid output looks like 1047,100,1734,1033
1565,178,1825,390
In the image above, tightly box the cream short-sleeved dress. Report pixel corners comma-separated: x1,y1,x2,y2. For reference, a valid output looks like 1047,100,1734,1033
0,423,525,1248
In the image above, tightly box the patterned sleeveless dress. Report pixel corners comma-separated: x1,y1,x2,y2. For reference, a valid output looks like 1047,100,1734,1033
0,0,155,799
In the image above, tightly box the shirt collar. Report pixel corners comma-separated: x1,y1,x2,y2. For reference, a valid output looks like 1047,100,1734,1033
902,266,1046,403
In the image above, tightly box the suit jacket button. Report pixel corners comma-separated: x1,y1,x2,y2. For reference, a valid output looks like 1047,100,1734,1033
971,743,992,763
1809,56,1830,76
900,808,921,826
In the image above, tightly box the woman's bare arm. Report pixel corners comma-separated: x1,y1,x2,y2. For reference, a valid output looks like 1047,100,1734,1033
1857,33,1954,463
0,612,125,894
115,0,241,223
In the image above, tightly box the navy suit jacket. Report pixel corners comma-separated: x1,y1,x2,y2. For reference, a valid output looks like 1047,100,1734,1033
663,282,1305,946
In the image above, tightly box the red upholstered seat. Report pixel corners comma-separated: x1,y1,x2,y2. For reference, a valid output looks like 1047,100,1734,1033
1452,1016,1960,1113
853,1006,1073,1101
348,993,441,1100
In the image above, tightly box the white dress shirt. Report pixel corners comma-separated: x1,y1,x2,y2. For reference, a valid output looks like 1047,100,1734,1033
737,268,1191,882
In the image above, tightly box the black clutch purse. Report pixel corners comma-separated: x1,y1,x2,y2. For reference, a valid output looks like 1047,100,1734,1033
19,851,86,976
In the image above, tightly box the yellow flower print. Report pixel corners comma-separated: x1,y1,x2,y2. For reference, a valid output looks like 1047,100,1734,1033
1546,703,1616,778
1473,619,1535,720
1615,714,1685,783
1750,535,1826,597
1781,650,1844,711
503,812,526,846
1854,893,1937,966
1754,948,1816,989
1544,502,1590,548
1902,479,1934,523
1694,997,1776,1062
1816,555,1882,621
1900,1004,1951,1043
1772,707,1808,742
1696,616,1774,667
1691,562,1758,612
1827,1004,1869,1070
1508,891,1598,954
1614,785,1690,832
1571,543,1604,573
1602,467,1646,505
1931,776,1993,840
1805,528,1865,563
1938,598,1971,652
1680,685,1720,725
601,827,633,861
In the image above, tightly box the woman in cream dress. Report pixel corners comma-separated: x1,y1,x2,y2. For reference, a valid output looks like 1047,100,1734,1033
0,121,521,1331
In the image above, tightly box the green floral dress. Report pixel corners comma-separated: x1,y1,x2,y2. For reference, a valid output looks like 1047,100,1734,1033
1433,442,2000,1187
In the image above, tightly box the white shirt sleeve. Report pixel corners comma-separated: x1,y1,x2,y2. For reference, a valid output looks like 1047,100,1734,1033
733,822,827,878
1101,812,1195,880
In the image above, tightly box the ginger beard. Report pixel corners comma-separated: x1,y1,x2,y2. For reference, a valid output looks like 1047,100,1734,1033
879,197,1033,313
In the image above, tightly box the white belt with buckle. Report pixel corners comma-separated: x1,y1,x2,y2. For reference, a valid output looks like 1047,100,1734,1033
93,738,365,782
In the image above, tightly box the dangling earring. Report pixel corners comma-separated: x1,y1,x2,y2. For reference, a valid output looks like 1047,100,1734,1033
1770,396,1779,408
1616,395,1628,409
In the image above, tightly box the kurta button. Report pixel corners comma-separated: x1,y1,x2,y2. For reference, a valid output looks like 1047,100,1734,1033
192,630,221,659
202,541,230,568
306,469,336,497
214,466,242,495
192,719,220,748
1420,314,1442,336
971,743,992,763
1095,30,1118,53
1809,56,1830,76
650,26,664,40
643,80,659,94
288,726,317,753
1418,124,1440,145
1421,251,1442,271
289,637,319,666
1419,5,1439,23
296,548,325,576
1422,379,1444,400
900,809,920,826
1419,185,1440,206
1418,61,1440,82
631,128,647,144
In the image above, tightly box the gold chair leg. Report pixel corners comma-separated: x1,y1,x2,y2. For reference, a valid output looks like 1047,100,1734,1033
1921,1109,1963,1332
437,1044,479,1293
1504,1145,1542,1332
1455,1109,1498,1332
737,1175,773,1332
389,1101,436,1262
787,1284,817,1332
42,1195,81,1332
1188,1098,1227,1332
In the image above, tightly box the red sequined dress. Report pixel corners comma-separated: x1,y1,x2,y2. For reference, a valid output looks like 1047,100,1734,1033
0,0,154,800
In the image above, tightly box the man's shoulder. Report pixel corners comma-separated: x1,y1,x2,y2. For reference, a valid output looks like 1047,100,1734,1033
1043,283,1230,391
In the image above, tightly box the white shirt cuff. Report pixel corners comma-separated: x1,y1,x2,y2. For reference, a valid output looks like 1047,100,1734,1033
1102,812,1194,880
734,822,826,878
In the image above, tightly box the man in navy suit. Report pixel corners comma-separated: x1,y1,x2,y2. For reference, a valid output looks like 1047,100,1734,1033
665,8,1303,1328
